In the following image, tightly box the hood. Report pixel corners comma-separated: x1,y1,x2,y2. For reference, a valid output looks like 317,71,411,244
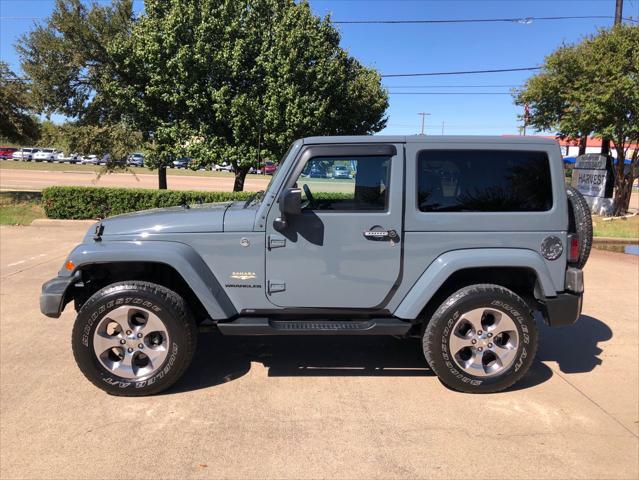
99,202,232,236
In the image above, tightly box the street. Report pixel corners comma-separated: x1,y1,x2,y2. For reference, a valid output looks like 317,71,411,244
0,168,270,192
0,222,637,479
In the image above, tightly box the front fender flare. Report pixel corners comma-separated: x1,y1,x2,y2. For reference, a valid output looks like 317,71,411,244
66,240,236,320
393,248,557,320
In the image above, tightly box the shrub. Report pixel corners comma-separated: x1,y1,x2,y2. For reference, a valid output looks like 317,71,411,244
42,186,253,219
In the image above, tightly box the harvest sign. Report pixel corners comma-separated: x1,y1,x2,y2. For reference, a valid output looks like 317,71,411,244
571,153,614,214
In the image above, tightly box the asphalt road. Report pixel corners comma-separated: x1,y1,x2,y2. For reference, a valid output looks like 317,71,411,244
0,168,270,192
0,223,637,479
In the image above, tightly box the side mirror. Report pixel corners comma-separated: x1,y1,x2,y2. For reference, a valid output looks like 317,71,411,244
279,187,301,215
273,188,301,232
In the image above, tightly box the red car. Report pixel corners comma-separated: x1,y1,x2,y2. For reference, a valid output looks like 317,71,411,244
0,147,18,159
262,161,277,175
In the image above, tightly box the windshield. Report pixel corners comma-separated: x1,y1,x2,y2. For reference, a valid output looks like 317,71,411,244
245,142,297,207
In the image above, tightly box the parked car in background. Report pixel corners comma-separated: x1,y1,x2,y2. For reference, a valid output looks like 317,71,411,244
127,153,145,167
98,154,110,165
81,155,99,165
56,152,81,163
33,148,58,162
263,161,277,175
307,162,329,178
332,165,352,179
12,148,38,161
215,163,234,172
172,157,191,169
0,147,18,159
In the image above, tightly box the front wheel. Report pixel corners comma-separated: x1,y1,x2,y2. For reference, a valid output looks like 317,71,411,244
71,281,197,396
423,284,538,393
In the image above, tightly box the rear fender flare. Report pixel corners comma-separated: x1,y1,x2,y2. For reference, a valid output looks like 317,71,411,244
393,248,557,320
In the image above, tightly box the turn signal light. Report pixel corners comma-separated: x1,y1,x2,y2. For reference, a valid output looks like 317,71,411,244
65,260,75,271
568,235,579,263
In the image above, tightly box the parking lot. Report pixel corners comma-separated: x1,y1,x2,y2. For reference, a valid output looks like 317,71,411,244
0,222,637,479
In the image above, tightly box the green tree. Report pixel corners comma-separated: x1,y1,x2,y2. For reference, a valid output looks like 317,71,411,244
109,0,388,191
0,61,39,144
60,122,143,162
17,1,144,171
17,0,134,123
515,25,639,215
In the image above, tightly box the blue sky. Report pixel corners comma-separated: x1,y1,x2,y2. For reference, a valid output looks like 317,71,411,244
1,0,638,135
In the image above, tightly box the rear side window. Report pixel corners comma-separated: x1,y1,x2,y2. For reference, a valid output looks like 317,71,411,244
417,150,553,212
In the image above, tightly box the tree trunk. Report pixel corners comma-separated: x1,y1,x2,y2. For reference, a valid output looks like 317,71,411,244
158,166,167,190
233,166,250,192
578,136,587,155
601,138,610,156
612,174,633,216
611,145,634,216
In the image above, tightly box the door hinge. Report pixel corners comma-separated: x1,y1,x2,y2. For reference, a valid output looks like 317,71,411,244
268,236,286,250
268,281,286,294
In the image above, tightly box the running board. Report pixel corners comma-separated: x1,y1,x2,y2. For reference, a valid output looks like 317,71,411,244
217,317,412,336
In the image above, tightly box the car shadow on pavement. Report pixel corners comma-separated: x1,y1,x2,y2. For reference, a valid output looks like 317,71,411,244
169,332,556,394
169,334,433,394
537,315,612,374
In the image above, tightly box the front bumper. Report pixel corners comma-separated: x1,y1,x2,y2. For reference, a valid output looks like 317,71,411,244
40,273,79,318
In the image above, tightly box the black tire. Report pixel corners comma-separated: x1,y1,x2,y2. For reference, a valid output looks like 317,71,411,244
423,284,538,394
566,185,593,269
71,281,197,396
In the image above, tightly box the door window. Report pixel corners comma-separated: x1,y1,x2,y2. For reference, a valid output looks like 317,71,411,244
296,156,391,211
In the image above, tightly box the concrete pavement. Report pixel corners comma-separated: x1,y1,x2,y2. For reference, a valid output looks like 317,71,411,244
0,223,637,479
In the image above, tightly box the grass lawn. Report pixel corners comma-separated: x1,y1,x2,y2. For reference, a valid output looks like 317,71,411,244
0,159,267,179
0,192,45,225
592,214,639,239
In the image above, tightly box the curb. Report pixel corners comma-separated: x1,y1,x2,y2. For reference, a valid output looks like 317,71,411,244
593,236,639,245
30,218,97,227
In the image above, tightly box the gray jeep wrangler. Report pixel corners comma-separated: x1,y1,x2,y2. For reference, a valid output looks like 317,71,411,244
41,136,590,396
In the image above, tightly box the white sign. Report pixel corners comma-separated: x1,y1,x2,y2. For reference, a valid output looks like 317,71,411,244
571,169,608,197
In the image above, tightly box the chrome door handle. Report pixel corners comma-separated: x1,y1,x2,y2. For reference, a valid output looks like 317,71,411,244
363,228,398,240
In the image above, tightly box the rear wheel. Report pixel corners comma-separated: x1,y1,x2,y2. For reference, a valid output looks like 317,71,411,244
71,281,197,396
423,284,538,393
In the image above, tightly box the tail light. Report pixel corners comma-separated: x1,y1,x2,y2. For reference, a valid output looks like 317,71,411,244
568,234,580,263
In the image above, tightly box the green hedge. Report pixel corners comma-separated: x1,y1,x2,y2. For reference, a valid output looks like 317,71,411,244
42,186,252,219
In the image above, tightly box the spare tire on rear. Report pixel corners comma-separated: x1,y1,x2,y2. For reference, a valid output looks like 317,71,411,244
566,185,593,269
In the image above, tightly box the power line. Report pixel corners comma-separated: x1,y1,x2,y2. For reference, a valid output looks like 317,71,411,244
389,92,513,95
381,67,540,78
4,13,637,23
334,15,638,24
383,84,522,88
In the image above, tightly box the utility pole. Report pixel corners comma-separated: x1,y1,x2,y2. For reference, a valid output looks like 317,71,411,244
615,0,623,24
418,112,430,135
441,120,445,135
